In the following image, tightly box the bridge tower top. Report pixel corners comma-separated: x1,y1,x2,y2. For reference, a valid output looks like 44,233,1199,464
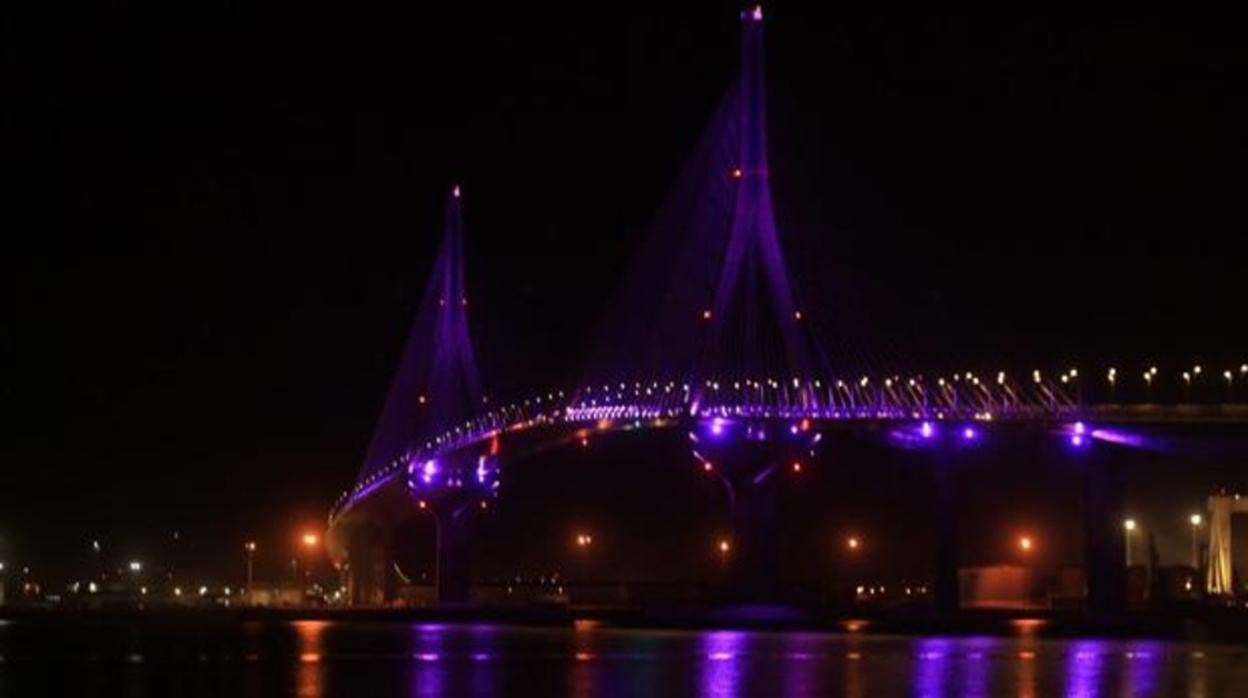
697,3,814,395
358,185,484,483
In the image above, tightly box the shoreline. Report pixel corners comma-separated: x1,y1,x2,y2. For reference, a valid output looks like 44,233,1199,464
4,605,1248,643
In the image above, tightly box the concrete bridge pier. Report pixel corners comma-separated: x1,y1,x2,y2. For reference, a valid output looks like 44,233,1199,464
434,506,474,604
1084,455,1128,615
724,467,781,602
932,452,962,616
345,525,388,607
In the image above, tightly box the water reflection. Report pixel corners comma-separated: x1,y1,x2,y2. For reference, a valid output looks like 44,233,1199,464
914,638,953,698
1123,640,1164,697
3,617,1244,698
957,637,994,698
780,633,821,696
1186,647,1209,698
698,630,748,697
292,620,329,698
1065,639,1108,698
843,638,866,698
408,623,447,698
570,618,602,698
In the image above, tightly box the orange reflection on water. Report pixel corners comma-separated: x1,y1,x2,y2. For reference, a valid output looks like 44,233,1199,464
293,620,330,697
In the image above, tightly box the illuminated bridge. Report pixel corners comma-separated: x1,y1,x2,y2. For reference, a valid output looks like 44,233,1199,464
327,7,1247,613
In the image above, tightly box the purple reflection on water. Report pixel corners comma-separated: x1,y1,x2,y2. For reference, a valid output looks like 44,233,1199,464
957,637,995,698
1065,639,1109,698
699,630,747,697
468,624,500,696
915,638,953,698
781,633,821,696
408,623,446,698
1124,640,1164,696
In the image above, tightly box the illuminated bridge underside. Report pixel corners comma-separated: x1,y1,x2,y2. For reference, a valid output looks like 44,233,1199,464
329,374,1248,532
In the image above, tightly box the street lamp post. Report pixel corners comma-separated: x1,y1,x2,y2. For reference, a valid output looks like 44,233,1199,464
573,532,593,587
1189,514,1202,570
294,532,320,599
301,533,318,582
1123,519,1136,567
245,541,257,591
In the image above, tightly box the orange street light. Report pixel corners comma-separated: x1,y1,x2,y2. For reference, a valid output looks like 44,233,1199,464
1018,535,1034,553
302,533,319,548
846,536,861,551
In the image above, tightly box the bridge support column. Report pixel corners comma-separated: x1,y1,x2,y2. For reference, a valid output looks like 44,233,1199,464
346,526,387,607
1084,456,1127,616
933,452,961,616
725,471,780,602
436,508,474,605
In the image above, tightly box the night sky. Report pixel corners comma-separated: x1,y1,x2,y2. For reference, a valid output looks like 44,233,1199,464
4,4,1246,584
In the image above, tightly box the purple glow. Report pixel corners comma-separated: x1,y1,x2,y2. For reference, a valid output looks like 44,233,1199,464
1073,421,1087,435
920,421,934,439
422,459,438,484
1065,640,1108,698
699,631,746,696
751,5,763,21
1070,434,1085,447
962,427,977,441
1090,428,1148,448
711,418,725,436
915,638,953,697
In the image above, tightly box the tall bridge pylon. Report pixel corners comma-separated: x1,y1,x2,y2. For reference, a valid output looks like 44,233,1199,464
359,185,484,486
342,185,496,605
698,4,813,396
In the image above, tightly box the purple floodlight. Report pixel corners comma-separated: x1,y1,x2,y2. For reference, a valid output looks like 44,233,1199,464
961,427,977,441
920,421,935,439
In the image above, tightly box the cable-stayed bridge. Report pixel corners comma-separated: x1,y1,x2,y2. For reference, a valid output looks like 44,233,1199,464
327,7,1247,613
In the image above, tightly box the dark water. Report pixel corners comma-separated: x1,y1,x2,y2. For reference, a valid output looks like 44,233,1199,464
2,617,1246,697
